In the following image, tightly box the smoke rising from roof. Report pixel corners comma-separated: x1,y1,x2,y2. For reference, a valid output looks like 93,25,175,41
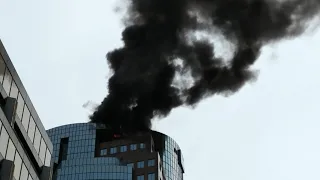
90,0,320,132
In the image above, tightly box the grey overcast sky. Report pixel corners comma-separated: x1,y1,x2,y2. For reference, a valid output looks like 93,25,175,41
1,0,320,180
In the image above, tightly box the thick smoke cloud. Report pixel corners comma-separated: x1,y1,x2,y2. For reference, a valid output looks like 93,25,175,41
90,0,320,132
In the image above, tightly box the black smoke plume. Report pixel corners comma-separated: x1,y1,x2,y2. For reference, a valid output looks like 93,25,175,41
90,0,320,132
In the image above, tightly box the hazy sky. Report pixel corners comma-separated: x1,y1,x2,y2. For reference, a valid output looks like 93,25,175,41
1,1,320,180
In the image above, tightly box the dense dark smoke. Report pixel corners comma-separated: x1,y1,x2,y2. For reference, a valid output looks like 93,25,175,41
90,0,320,132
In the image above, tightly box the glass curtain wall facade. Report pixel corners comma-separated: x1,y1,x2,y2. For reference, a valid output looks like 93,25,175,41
151,132,184,180
47,123,185,180
47,123,133,180
0,40,53,180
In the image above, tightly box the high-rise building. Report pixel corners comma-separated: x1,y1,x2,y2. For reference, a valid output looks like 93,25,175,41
47,123,184,180
0,40,53,180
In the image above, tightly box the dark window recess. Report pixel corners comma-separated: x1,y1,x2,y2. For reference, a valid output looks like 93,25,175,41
174,149,184,173
58,137,69,163
0,94,5,108
13,123,41,175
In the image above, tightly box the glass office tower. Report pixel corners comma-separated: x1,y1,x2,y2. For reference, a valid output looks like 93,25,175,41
0,40,53,180
47,123,184,180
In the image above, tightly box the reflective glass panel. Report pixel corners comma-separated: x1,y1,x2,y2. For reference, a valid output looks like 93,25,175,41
28,174,34,180
45,148,51,166
140,143,145,149
137,175,144,180
148,173,155,180
33,127,41,153
20,163,28,180
21,105,30,131
110,147,117,154
130,144,137,150
39,138,46,163
3,68,12,94
137,161,144,168
9,81,18,98
0,127,9,156
16,93,24,119
120,145,127,152
13,152,22,180
0,58,6,83
100,148,107,156
27,116,35,142
6,139,16,161
148,159,155,167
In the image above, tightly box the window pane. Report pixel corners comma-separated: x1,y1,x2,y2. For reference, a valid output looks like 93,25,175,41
148,159,155,167
0,127,9,156
58,138,69,162
100,148,107,156
28,174,34,180
120,145,127,152
20,163,28,180
137,175,144,180
33,127,41,153
9,81,18,98
45,148,51,166
127,163,134,168
130,144,137,150
148,173,155,180
21,105,30,131
3,68,12,94
16,93,24,119
6,139,16,161
137,161,144,168
140,143,145,149
27,116,35,142
0,58,6,84
39,138,46,163
110,147,117,154
13,152,22,180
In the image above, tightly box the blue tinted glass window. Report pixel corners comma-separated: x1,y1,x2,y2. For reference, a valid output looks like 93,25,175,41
137,161,144,168
137,175,144,180
110,147,117,154
148,159,155,167
100,148,107,156
148,173,155,180
140,143,145,149
127,163,134,168
130,144,137,150
120,145,127,152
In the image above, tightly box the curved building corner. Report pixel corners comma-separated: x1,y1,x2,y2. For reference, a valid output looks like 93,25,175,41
47,123,184,180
